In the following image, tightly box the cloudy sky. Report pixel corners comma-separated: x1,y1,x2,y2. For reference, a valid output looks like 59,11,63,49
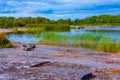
0,0,120,20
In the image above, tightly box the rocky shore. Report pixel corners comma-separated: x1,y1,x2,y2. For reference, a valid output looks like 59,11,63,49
0,42,120,80
0,28,12,33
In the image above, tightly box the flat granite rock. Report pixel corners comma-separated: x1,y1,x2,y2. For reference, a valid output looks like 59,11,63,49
0,45,120,79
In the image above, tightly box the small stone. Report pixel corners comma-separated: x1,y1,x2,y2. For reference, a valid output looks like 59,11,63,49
81,73,94,80
30,61,51,67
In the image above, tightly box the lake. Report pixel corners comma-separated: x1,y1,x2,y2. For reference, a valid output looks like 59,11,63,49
6,27,120,43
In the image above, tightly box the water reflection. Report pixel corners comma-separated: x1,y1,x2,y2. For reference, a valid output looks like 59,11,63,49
6,34,42,43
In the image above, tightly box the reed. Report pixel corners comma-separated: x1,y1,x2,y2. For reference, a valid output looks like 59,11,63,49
25,24,70,31
40,32,120,53
40,32,68,46
97,37,120,53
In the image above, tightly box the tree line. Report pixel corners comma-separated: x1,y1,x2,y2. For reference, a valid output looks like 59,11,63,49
0,15,120,28
73,15,120,26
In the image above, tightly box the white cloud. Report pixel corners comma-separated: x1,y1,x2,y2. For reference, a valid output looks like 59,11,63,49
0,0,120,19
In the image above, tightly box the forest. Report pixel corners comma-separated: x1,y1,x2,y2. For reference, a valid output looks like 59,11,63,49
0,14,120,28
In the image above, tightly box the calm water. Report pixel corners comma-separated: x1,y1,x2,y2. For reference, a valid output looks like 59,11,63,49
6,27,120,43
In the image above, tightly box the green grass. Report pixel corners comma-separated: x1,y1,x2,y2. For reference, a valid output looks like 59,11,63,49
0,36,12,48
97,36,120,53
25,24,70,31
15,24,70,33
40,32,120,53
40,32,68,46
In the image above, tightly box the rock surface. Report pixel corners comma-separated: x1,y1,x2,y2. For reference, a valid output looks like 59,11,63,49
113,74,120,80
0,44,120,79
0,28,12,33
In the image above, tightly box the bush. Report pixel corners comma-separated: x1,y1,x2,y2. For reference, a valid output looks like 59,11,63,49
0,36,12,48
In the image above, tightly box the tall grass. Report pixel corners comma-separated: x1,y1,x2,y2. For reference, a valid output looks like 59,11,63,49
97,36,120,53
25,24,70,31
40,32,68,46
0,36,12,48
74,33,102,49
40,32,120,53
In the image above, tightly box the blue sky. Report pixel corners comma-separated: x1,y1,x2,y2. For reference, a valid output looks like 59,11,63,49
0,0,120,20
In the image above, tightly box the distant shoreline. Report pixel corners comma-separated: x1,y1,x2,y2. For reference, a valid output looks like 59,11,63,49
0,26,120,34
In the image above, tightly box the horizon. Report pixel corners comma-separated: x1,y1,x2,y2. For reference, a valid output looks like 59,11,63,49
0,0,120,20
0,14,119,20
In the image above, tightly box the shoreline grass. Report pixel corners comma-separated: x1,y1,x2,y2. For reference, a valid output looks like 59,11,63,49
25,24,70,31
40,32,120,53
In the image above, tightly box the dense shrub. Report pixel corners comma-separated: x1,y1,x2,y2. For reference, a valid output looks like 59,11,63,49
0,36,12,48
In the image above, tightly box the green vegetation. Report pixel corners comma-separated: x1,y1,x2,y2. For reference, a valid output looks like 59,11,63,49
25,24,70,31
40,32,120,53
97,37,120,53
12,27,18,33
0,17,71,30
0,36,12,48
73,15,120,27
41,32,69,46
0,15,120,29
0,14,120,51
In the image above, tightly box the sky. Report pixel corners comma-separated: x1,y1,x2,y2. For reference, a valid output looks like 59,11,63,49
0,0,120,20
